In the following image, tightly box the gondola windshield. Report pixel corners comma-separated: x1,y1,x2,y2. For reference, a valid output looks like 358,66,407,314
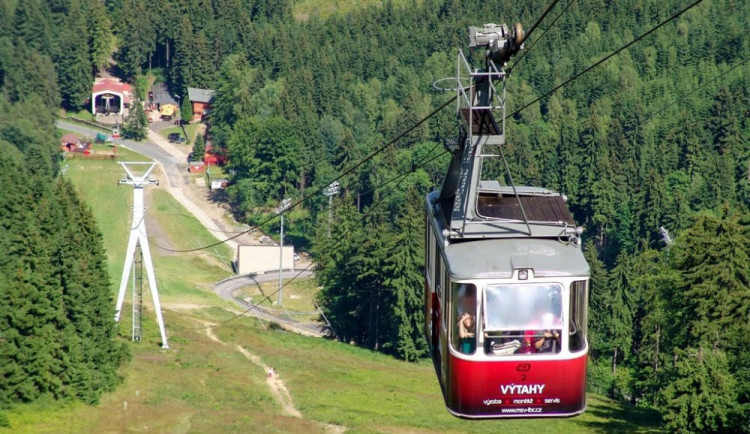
484,284,562,331
483,284,564,356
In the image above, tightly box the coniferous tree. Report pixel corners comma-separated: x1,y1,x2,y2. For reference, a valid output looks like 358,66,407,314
122,99,148,140
630,249,674,404
661,347,740,433
314,199,366,343
114,0,154,77
57,0,92,109
191,30,214,88
192,133,205,161
0,94,126,406
381,189,427,361
171,16,194,97
13,0,55,57
4,41,60,107
604,256,636,378
667,209,749,352
87,0,116,73
55,179,126,402
180,94,193,124
644,209,750,430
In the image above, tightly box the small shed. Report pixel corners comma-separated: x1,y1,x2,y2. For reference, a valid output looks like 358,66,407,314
95,132,109,143
60,133,81,151
187,87,216,121
210,179,229,190
188,161,205,173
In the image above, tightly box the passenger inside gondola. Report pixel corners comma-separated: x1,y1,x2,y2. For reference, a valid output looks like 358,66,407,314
456,285,476,354
521,301,562,354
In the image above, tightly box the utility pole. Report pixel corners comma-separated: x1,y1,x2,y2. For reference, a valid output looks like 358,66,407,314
322,181,340,237
114,162,169,348
277,198,291,306
175,95,181,125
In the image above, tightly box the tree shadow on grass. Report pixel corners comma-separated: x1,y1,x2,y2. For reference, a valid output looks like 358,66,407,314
575,396,662,433
209,188,229,204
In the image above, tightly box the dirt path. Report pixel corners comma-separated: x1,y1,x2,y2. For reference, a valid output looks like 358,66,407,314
160,302,210,310
197,321,302,419
235,346,303,418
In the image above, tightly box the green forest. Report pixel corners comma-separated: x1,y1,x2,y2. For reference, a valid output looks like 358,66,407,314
0,26,126,423
1,0,748,431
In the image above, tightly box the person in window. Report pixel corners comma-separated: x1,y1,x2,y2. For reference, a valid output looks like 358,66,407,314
522,302,562,354
534,329,560,353
457,285,476,354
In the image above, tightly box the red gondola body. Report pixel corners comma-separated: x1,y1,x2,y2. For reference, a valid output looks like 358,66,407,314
423,234,590,418
447,356,587,417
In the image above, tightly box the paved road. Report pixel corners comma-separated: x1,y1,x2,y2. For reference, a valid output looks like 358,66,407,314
59,119,324,337
57,120,188,188
214,270,326,337
57,120,240,252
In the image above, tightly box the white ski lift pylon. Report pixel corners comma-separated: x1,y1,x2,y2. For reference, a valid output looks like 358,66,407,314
114,162,169,348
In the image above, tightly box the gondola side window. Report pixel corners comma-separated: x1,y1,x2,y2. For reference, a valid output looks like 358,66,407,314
483,284,563,355
451,283,477,354
434,251,441,294
569,280,588,353
426,227,434,287
424,219,430,277
425,219,434,280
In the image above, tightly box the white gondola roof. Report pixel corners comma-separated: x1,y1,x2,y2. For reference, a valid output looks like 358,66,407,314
443,238,589,280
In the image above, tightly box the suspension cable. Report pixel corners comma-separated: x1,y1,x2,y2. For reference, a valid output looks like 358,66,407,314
154,95,457,253
161,0,706,256
194,0,727,331
200,147,450,330
200,57,746,331
524,0,563,42
507,0,706,120
509,0,577,72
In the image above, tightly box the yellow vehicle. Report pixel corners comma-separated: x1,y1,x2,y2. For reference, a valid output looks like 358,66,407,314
159,104,176,120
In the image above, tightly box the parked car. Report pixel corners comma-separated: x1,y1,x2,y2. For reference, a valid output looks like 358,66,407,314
173,136,186,144
167,132,180,142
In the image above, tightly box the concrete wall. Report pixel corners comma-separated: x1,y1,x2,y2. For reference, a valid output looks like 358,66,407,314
237,245,295,275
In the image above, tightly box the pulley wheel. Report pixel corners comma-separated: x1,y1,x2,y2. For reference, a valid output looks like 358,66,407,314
514,22,524,46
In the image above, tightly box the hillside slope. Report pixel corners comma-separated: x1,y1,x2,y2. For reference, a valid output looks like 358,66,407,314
1,155,660,432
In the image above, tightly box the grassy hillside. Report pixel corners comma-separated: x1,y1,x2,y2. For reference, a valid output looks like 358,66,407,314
0,149,661,432
62,149,234,303
293,0,416,20
4,308,661,433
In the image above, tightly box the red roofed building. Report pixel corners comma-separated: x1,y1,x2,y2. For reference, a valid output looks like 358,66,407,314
187,87,216,122
203,144,227,166
60,133,92,153
91,78,133,115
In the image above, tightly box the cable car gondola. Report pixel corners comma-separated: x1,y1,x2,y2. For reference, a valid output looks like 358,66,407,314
424,22,590,419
